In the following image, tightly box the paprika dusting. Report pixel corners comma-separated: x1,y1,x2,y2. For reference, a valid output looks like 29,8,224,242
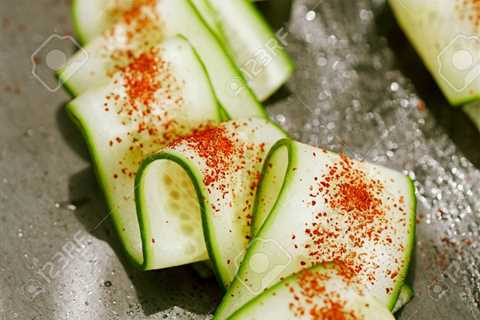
289,153,407,305
171,126,235,187
103,0,165,80
103,41,190,180
107,0,162,43
287,265,360,320
168,121,268,228
455,0,480,27
114,47,164,110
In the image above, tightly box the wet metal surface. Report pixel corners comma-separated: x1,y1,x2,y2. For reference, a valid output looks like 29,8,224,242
0,0,479,319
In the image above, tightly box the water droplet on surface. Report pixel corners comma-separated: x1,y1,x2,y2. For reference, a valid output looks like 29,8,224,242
305,10,316,21
390,82,399,92
359,9,373,21
316,57,328,67
275,114,286,124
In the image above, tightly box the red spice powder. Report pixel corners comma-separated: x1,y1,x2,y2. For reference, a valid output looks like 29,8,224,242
171,126,235,187
291,153,406,296
319,155,385,240
169,122,267,224
103,45,188,180
309,300,358,320
108,0,160,41
104,0,164,87
115,47,162,109
288,267,359,320
456,0,480,27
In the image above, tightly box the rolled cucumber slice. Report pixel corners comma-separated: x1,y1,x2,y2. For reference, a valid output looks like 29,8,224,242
389,0,480,106
61,0,266,119
70,0,293,102
214,139,417,319
206,0,294,101
135,118,286,282
67,37,221,267
228,263,395,320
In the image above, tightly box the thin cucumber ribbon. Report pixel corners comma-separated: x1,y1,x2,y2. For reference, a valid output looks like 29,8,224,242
134,118,286,283
66,37,224,267
227,263,396,320
137,125,416,318
213,138,416,318
70,0,293,102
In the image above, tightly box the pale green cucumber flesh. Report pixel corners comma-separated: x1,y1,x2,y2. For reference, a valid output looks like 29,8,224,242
392,284,414,314
251,139,294,236
215,141,416,319
206,0,294,101
389,0,480,106
61,0,265,119
190,0,224,41
72,0,224,45
135,119,286,286
71,0,293,102
228,264,395,320
67,37,221,268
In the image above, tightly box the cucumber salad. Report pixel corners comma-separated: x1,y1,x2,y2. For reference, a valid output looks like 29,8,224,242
60,1,417,319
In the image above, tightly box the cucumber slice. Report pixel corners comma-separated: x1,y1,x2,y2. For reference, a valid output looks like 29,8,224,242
228,263,395,320
71,0,109,46
389,0,480,106
135,118,286,281
71,0,293,102
67,37,221,266
214,139,417,319
206,0,294,101
190,0,223,40
72,0,224,46
61,0,266,119
392,285,414,313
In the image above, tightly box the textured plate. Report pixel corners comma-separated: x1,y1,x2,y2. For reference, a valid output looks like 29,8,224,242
0,0,479,319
